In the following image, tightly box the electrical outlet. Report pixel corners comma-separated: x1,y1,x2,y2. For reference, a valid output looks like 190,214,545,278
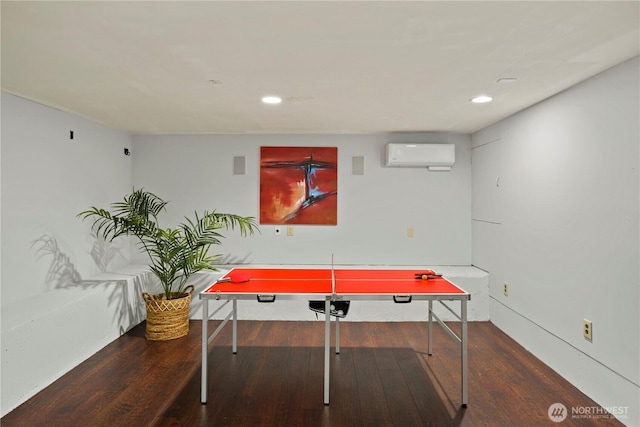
286,226,294,236
274,227,282,236
583,319,592,341
503,282,509,296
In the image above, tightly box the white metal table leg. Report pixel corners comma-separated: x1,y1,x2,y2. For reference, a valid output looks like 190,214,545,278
428,299,433,355
461,298,468,407
201,299,209,403
232,299,237,354
335,316,340,354
324,299,331,405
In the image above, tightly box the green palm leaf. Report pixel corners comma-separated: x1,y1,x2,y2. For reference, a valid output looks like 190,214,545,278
78,189,259,299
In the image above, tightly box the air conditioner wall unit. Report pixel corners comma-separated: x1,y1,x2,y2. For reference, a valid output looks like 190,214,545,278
385,143,455,171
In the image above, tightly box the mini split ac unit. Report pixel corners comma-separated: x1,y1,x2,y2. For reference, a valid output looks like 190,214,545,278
385,143,455,171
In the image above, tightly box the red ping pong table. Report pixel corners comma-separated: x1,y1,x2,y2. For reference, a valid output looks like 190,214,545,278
200,267,471,407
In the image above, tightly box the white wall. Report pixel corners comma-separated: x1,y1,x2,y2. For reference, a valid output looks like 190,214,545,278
0,93,142,416
471,57,639,426
132,133,488,322
132,133,472,266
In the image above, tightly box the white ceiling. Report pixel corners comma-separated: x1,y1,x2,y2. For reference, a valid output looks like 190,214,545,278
1,1,639,135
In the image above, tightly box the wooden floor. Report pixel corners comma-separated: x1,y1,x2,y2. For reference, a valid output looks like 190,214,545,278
2,320,622,427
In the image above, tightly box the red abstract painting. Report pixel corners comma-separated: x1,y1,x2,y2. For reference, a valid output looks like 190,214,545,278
260,146,337,225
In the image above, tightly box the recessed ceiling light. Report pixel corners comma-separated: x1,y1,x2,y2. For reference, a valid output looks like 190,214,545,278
262,96,282,104
471,95,493,104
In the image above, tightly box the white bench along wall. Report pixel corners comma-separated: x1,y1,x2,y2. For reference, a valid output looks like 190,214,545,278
1,266,152,414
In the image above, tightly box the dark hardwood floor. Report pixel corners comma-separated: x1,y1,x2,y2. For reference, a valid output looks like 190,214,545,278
2,320,622,426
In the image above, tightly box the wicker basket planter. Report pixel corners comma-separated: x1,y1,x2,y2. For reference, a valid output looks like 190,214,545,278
142,285,194,341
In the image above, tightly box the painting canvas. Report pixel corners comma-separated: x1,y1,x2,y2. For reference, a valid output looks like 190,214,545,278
260,146,337,225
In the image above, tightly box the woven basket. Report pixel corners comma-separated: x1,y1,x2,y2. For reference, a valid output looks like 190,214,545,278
142,285,194,341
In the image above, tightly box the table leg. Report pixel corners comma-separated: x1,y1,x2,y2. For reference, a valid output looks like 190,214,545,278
461,298,468,407
428,299,433,356
335,316,340,354
324,298,331,405
232,299,237,354
201,299,209,404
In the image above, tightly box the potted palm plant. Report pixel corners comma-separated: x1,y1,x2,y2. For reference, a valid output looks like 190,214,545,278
78,188,258,340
